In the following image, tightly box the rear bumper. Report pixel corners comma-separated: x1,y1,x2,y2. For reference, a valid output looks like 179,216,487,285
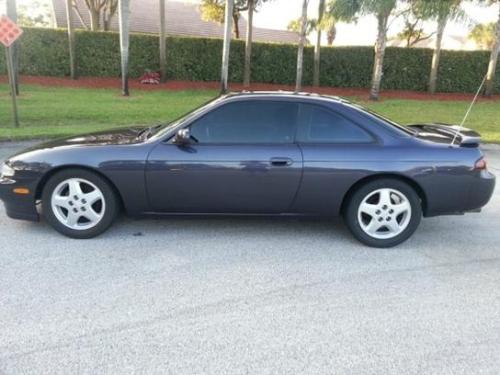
465,170,496,212
423,169,495,217
0,177,39,222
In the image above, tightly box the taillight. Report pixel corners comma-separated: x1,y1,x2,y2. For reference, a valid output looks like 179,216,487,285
474,158,487,170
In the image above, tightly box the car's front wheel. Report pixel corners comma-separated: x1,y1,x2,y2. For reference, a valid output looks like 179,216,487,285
42,169,119,239
344,179,422,248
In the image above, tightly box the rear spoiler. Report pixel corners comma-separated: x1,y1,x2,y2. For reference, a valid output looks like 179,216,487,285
407,123,481,147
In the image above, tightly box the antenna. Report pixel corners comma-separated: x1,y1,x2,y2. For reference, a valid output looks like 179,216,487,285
450,74,487,146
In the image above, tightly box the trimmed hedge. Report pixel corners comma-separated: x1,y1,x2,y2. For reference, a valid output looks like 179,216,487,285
0,27,499,93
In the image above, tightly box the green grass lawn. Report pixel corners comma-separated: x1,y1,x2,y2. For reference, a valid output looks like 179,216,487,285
1,84,499,143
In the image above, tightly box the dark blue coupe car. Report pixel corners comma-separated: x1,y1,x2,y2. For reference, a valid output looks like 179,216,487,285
0,92,495,247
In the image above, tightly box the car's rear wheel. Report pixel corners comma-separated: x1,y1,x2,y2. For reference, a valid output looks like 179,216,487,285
344,179,422,248
42,169,119,239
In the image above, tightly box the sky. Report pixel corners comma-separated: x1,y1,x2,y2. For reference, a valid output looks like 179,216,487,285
185,0,499,47
1,0,499,47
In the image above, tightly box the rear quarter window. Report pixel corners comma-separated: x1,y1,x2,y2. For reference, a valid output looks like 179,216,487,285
297,104,373,144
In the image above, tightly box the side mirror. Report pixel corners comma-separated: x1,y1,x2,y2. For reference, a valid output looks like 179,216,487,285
173,128,191,144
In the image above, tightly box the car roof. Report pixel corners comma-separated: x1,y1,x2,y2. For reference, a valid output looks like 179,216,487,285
222,91,351,105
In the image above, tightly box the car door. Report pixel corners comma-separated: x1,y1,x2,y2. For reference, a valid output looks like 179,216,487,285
146,99,303,214
291,102,378,215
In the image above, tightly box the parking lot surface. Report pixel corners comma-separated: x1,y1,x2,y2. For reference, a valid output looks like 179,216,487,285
1,142,500,375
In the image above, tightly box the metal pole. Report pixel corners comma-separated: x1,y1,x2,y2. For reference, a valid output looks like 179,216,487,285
6,0,19,95
5,46,20,127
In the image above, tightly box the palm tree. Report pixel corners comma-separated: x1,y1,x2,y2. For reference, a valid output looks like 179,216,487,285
159,0,167,83
415,0,464,94
485,1,500,96
469,22,496,49
118,0,130,96
295,0,309,92
221,0,234,93
325,15,337,46
65,0,77,79
313,0,326,87
243,0,255,87
201,0,269,88
330,0,398,100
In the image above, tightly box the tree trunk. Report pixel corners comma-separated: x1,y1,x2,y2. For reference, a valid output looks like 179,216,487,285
313,0,325,87
243,0,254,87
65,0,77,79
429,15,447,94
103,15,111,31
221,0,234,93
370,13,389,101
232,13,240,39
6,0,19,95
118,0,130,96
485,5,500,97
327,24,336,46
295,0,308,93
89,8,100,31
159,0,167,83
72,2,90,30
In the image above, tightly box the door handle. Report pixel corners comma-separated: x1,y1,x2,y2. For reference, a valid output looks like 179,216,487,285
270,157,293,166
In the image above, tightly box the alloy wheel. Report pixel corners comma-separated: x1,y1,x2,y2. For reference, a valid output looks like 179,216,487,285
50,178,106,230
357,188,412,240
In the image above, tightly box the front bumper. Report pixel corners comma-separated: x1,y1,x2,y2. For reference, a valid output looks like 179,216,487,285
0,176,39,222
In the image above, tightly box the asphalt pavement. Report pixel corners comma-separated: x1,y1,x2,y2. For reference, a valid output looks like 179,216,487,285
1,141,500,375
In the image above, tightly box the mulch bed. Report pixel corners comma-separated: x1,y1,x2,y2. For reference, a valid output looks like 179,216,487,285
1,75,499,102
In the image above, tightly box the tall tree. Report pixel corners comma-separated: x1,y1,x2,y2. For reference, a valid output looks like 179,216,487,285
82,0,118,31
71,0,90,30
330,0,399,100
17,0,52,27
485,2,500,96
6,0,19,95
323,12,337,46
201,0,269,87
102,0,118,30
410,0,464,94
65,0,77,79
243,0,254,87
159,0,167,83
295,0,309,92
313,0,326,87
244,0,272,87
288,10,336,45
200,0,246,38
395,8,435,48
469,22,496,49
221,0,234,93
86,0,104,30
287,17,315,34
118,0,130,96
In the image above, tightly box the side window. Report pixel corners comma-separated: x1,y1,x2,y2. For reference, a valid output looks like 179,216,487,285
189,100,298,144
297,104,373,144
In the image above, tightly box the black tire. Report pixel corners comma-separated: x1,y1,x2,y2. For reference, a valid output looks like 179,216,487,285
42,168,119,239
344,178,422,248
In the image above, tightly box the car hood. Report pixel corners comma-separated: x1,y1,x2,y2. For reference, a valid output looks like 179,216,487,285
22,127,146,152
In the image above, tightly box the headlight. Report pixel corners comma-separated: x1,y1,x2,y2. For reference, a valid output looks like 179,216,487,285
1,163,15,178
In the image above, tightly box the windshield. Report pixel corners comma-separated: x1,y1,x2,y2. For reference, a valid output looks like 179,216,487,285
150,96,221,139
349,103,417,136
